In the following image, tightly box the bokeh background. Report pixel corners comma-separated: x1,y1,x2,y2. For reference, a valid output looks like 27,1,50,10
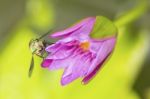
0,0,150,99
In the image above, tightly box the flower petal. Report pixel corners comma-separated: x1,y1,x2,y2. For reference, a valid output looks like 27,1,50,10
51,17,95,38
42,50,79,70
45,40,79,60
45,43,61,53
41,59,53,68
82,37,116,84
61,69,79,86
48,59,68,70
61,51,93,85
45,40,79,52
47,46,76,60
46,48,80,70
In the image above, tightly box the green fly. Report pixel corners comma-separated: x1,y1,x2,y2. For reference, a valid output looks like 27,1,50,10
28,30,53,77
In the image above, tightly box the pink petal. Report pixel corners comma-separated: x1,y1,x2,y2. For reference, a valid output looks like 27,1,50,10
51,17,95,38
42,57,71,70
45,40,79,52
45,41,79,60
82,37,116,84
41,59,53,68
61,51,93,86
48,59,68,70
82,53,111,84
47,46,76,59
45,43,61,53
42,49,79,70
61,69,79,86
46,48,81,70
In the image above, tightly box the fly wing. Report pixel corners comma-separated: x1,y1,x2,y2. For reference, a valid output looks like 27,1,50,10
38,29,53,40
28,55,34,77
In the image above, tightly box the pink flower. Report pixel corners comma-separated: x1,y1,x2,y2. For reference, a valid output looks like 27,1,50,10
41,17,117,86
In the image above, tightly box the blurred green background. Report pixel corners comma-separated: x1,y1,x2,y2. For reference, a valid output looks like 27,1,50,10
0,0,150,99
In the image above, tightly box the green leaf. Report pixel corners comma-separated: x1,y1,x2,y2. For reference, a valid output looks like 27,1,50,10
91,16,117,39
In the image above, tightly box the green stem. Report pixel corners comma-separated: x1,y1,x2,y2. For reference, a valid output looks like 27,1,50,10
114,0,148,28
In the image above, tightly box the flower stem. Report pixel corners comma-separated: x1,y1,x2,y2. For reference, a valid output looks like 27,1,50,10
114,0,148,28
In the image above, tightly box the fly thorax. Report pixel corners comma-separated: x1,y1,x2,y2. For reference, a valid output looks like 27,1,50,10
29,39,46,57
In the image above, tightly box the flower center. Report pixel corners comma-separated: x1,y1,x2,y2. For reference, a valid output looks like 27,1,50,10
80,41,90,51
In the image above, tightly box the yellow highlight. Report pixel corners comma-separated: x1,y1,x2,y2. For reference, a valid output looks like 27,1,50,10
80,41,90,51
